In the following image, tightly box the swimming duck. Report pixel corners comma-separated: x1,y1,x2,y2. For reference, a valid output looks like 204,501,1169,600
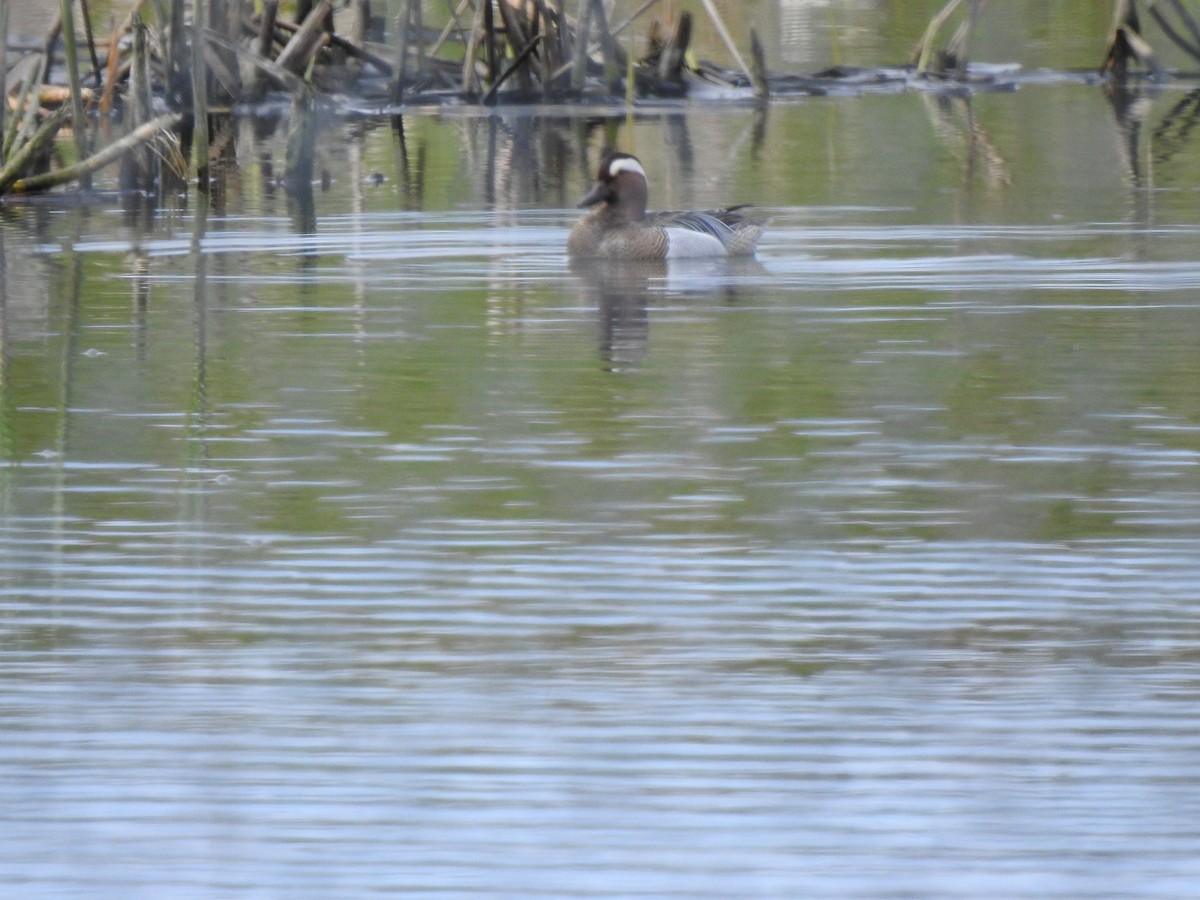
567,151,764,259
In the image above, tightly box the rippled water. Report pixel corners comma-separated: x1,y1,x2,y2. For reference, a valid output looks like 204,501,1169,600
4,89,1200,896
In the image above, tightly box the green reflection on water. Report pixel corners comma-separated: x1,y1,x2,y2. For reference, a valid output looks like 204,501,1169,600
1,81,1199,546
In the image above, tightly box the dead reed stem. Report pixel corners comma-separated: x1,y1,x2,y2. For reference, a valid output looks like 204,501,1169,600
78,0,101,86
697,0,753,85
461,0,487,96
277,0,334,76
0,0,8,151
0,107,71,192
59,0,92,188
749,28,769,98
571,0,594,92
483,34,543,103
191,0,210,183
429,0,472,59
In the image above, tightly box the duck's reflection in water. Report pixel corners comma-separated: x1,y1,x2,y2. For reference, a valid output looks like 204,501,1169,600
569,257,767,372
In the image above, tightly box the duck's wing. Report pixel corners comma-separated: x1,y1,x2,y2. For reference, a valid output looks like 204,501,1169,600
648,210,737,247
701,207,767,256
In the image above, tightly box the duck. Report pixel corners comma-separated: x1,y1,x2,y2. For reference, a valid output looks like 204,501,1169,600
567,150,764,260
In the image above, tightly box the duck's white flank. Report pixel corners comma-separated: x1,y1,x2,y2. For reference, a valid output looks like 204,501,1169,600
608,156,647,179
664,227,728,258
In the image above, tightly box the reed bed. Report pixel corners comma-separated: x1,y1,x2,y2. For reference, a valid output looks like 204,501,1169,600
0,0,1195,197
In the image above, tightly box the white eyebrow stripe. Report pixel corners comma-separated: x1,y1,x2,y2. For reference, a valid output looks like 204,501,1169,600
608,156,646,178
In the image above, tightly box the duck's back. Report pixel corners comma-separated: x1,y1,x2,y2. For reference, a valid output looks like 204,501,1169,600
651,209,763,258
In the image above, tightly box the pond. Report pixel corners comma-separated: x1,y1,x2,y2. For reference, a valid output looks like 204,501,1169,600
3,75,1200,896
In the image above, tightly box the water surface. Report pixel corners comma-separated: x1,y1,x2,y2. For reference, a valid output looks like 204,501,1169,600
3,84,1200,897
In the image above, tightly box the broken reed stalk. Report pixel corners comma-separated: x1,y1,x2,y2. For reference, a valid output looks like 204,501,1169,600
950,0,985,77
202,26,307,96
483,0,498,86
483,34,543,103
78,0,102,86
100,15,124,112
191,0,210,183
530,0,555,96
656,12,691,82
120,18,159,191
914,0,963,74
494,0,533,92
244,0,279,101
258,1,280,57
409,0,424,81
544,0,662,87
8,111,184,192
428,0,471,59
0,0,7,153
551,0,652,85
589,0,624,91
547,0,573,70
749,28,769,98
277,0,333,76
393,0,417,102
1104,0,1164,78
5,58,44,161
0,107,71,193
571,0,595,92
166,0,186,107
625,41,634,104
4,15,65,162
697,0,755,86
130,17,152,123
461,0,486,96
59,0,93,188
391,0,412,102
348,0,367,50
208,0,242,101
274,15,393,75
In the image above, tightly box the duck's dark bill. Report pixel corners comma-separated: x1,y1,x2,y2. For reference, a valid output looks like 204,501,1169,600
577,181,610,208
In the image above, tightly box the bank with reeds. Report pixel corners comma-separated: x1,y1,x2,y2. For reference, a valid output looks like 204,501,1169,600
0,0,1195,199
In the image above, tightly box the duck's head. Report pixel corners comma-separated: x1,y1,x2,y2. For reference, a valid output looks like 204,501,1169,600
577,151,648,222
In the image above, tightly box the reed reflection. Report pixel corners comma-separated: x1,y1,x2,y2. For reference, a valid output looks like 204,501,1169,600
1105,82,1154,194
1103,82,1200,231
1151,86,1200,169
920,93,1010,193
390,116,427,209
465,113,576,212
0,223,10,471
570,259,655,372
571,256,766,372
